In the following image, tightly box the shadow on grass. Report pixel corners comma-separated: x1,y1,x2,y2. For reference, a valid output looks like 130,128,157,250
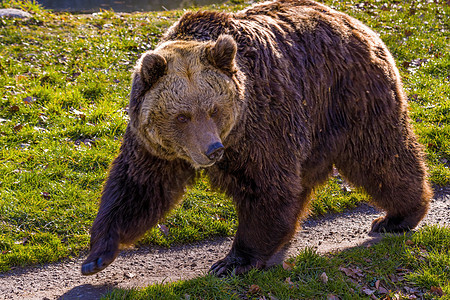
58,284,115,300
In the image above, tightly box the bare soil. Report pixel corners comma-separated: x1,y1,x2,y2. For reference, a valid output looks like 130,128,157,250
1,186,448,300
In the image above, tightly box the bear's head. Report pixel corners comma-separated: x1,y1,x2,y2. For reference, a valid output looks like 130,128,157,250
129,35,244,168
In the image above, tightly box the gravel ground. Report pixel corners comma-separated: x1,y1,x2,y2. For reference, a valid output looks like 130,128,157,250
1,186,448,300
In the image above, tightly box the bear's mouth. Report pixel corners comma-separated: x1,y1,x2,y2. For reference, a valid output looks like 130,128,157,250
189,155,218,169
183,149,222,169
195,161,217,169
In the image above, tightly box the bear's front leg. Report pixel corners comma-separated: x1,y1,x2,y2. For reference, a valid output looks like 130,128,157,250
81,146,194,275
209,182,309,276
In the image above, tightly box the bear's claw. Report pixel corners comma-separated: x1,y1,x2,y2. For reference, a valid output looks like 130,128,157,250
209,260,235,277
81,257,104,275
81,256,114,276
81,235,120,275
370,215,411,233
209,255,263,277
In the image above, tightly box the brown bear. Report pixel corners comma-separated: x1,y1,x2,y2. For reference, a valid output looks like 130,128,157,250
81,0,432,277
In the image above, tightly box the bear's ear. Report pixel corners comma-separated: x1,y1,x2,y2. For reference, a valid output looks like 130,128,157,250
206,34,237,76
139,52,167,88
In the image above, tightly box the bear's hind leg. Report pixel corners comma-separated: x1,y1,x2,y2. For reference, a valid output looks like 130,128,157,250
335,130,432,233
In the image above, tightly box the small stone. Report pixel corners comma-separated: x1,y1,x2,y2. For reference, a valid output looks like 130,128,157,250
0,8,32,18
320,272,328,283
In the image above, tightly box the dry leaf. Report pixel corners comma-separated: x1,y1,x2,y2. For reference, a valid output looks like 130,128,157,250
282,261,294,271
23,96,36,104
285,277,294,288
362,287,375,295
248,284,261,294
339,266,364,279
320,272,328,284
378,286,389,294
13,124,23,132
389,274,399,283
267,293,279,300
10,105,19,112
404,286,418,294
41,192,51,200
375,280,380,289
339,266,351,276
395,267,409,273
430,286,444,297
72,72,81,79
158,224,169,236
72,109,86,121
14,237,28,245
405,239,414,246
15,74,27,82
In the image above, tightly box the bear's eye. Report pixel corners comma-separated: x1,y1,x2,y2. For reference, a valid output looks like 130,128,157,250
210,107,219,117
176,114,190,123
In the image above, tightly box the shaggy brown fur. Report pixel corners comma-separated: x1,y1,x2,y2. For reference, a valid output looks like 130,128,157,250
81,0,432,277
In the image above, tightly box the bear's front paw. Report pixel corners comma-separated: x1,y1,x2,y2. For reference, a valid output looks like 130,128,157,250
209,255,264,277
81,247,119,276
370,215,411,233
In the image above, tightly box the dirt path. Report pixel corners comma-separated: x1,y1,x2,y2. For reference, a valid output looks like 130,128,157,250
1,186,449,300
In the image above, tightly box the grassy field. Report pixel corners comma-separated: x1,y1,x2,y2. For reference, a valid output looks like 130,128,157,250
106,225,450,299
0,0,449,276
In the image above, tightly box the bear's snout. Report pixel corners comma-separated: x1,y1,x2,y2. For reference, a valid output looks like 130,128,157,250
205,142,224,162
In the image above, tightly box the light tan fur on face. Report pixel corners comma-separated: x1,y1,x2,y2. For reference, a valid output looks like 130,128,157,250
135,39,241,167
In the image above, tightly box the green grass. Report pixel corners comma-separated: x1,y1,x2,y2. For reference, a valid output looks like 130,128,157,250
104,225,450,299
0,0,448,273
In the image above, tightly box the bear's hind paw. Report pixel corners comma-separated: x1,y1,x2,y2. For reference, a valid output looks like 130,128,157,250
209,256,264,277
209,259,235,277
370,215,414,233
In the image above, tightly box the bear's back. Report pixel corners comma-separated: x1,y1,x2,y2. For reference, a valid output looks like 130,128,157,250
162,0,401,155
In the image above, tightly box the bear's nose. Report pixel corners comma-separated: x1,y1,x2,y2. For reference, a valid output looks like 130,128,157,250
205,142,224,161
